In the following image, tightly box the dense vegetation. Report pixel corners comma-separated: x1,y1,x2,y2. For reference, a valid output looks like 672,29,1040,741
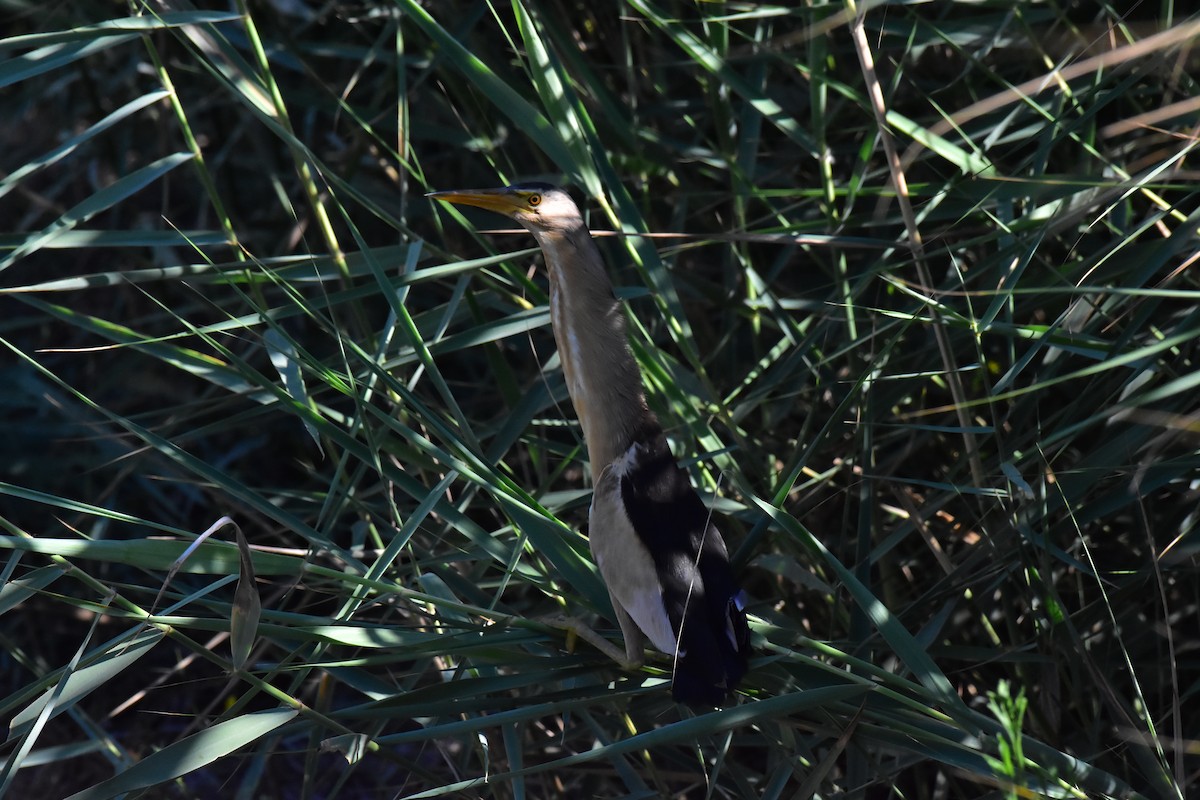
2,2,1197,797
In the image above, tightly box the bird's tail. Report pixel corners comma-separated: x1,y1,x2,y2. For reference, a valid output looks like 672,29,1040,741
671,592,749,707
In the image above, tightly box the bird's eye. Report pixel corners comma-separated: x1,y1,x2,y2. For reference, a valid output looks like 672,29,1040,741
527,194,542,207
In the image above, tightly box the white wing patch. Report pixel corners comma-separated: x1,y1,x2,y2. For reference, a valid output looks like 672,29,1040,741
590,452,679,657
622,584,679,657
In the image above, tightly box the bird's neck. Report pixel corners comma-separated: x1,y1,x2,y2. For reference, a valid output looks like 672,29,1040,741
538,228,659,471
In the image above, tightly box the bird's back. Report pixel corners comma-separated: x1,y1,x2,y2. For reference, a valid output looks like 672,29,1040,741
616,431,750,705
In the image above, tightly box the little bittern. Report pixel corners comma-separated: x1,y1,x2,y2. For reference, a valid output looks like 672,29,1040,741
429,182,749,705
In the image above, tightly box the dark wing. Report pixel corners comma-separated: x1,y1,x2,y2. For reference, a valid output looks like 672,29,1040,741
619,431,750,706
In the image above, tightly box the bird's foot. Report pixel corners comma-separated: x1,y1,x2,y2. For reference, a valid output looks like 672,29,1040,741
539,614,643,671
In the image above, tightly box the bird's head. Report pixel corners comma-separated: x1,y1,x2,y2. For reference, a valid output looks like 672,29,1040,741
427,182,584,235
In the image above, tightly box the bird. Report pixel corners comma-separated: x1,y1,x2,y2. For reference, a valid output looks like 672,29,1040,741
428,181,749,706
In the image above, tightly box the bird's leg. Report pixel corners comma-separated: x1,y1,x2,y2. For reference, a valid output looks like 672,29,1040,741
610,598,646,668
540,614,639,669
540,604,644,671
